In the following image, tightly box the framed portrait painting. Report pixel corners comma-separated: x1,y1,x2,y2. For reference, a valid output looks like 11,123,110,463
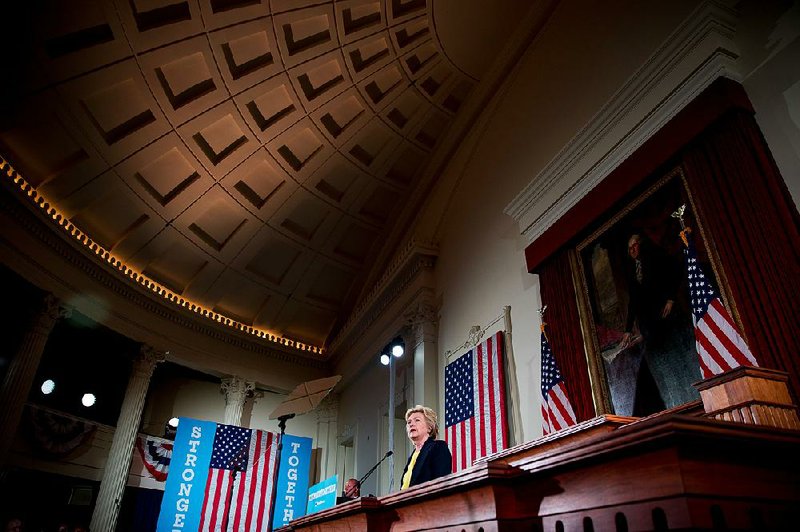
573,168,723,416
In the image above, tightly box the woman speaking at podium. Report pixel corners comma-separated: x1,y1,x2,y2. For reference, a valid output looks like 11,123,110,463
400,405,452,489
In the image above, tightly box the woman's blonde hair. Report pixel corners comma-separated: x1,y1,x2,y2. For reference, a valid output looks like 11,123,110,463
405,405,439,439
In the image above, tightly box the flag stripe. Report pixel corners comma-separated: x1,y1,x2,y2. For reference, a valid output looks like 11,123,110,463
195,425,278,532
540,328,577,435
683,231,758,378
445,331,509,472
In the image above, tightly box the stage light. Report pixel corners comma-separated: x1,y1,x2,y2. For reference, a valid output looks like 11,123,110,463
380,353,390,365
81,393,96,407
41,379,55,395
168,417,179,427
391,337,404,357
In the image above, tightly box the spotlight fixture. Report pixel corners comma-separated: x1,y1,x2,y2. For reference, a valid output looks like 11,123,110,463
81,393,96,407
380,352,390,366
41,379,55,395
390,336,404,357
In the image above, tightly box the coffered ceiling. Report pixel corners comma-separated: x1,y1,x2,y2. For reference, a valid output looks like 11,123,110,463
0,0,531,353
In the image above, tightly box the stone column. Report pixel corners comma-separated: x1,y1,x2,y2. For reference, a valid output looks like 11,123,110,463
221,376,254,426
315,395,339,481
0,294,71,464
90,345,164,532
406,299,439,408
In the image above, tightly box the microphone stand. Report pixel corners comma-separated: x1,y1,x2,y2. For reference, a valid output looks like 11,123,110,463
267,413,295,530
357,450,393,495
221,435,251,532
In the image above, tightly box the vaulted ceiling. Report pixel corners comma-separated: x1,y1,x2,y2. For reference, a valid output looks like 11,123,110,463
0,0,531,354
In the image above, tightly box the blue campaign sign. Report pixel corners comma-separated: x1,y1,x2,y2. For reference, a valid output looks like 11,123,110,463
306,474,338,514
272,434,313,528
156,418,216,532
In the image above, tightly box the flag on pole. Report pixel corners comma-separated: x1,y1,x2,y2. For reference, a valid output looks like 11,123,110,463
199,425,278,532
444,331,509,472
540,323,577,435
681,227,758,378
157,420,279,532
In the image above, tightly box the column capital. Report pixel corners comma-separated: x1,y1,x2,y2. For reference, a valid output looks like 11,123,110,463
220,376,255,405
404,300,437,327
135,345,166,376
33,294,72,334
316,394,339,422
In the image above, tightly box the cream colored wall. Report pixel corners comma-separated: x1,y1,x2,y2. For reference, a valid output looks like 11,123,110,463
411,0,800,443
740,1,800,204
416,0,702,443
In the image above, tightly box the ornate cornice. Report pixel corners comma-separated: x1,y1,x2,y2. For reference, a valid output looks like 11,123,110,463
504,0,740,244
0,173,329,370
326,238,438,360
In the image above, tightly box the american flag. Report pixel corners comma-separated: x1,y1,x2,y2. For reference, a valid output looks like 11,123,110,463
540,324,577,435
683,229,758,378
444,331,508,472
199,424,278,532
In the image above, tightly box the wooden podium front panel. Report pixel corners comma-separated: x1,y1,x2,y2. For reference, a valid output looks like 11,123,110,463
281,414,800,532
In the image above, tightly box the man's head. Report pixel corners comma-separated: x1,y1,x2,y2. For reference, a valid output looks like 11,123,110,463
628,234,642,260
344,478,360,498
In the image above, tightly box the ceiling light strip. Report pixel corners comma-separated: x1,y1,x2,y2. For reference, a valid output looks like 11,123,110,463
1,156,323,355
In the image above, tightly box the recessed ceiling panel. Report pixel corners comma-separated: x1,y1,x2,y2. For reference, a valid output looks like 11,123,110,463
273,4,339,69
336,0,386,45
116,133,215,221
140,36,227,127
173,185,261,261
132,226,224,299
210,17,284,96
113,0,205,54
220,149,297,221
58,59,171,165
65,171,164,256
178,100,258,177
0,96,106,200
235,73,303,144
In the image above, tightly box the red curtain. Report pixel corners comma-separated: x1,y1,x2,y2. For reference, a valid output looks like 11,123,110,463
538,250,595,421
681,110,800,395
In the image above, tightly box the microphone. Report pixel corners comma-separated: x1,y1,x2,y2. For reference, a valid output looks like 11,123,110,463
357,450,394,488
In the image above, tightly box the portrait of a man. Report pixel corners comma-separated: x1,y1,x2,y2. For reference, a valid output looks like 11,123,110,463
578,175,706,416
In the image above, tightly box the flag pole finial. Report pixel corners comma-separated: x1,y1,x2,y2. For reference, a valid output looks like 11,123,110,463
671,204,692,246
538,305,548,333
671,204,687,228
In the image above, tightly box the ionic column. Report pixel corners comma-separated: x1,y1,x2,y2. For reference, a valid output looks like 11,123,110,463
90,345,164,532
0,294,71,464
406,300,439,408
221,376,254,426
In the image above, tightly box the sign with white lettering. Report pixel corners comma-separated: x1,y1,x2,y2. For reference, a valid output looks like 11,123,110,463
155,418,216,532
306,474,338,514
272,434,312,527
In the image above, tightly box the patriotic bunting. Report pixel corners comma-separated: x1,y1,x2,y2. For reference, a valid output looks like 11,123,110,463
136,434,173,482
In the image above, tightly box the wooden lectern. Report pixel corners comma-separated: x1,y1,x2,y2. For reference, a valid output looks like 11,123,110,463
278,367,800,531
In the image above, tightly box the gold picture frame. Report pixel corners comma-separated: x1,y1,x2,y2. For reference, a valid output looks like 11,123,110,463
572,167,723,416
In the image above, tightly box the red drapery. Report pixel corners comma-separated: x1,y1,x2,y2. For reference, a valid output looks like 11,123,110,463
529,79,800,408
681,110,800,395
538,250,595,421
